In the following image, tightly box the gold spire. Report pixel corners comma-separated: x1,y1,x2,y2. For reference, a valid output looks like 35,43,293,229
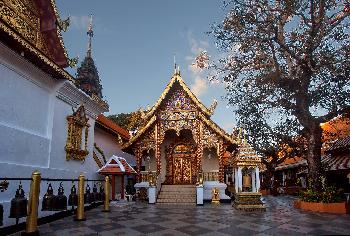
87,14,94,57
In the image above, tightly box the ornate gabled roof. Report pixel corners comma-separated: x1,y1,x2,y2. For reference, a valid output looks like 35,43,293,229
143,73,212,121
0,0,71,77
122,115,157,149
122,71,237,150
198,113,236,144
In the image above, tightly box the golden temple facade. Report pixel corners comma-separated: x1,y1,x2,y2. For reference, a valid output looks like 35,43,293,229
123,68,238,184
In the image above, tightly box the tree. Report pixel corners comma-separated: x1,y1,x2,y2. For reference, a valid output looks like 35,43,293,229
232,98,306,190
107,109,144,132
108,113,131,130
208,0,350,190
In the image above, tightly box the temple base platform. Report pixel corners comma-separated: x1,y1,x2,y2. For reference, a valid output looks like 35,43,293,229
233,192,266,211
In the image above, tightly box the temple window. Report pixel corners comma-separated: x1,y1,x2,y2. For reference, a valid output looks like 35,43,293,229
65,105,90,161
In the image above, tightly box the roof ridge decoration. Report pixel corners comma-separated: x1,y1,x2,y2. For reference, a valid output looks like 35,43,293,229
143,73,212,121
122,115,157,149
198,113,236,144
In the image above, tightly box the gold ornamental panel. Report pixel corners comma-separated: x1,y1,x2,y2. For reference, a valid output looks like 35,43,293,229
0,0,52,58
173,155,192,184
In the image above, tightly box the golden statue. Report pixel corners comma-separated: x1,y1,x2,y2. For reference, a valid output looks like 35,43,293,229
211,188,220,204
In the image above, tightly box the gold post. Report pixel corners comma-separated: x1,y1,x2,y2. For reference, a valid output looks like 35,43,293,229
102,176,110,212
23,170,41,236
74,173,86,221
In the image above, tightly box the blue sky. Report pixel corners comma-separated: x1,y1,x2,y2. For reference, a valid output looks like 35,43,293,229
56,0,236,132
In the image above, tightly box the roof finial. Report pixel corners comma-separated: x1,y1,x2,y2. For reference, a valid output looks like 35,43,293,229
87,14,94,57
173,54,177,74
177,65,181,76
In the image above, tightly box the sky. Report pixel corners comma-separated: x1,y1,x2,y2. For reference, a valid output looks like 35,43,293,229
56,0,236,132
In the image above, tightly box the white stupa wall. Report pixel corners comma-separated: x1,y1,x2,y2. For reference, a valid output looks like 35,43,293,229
0,42,106,227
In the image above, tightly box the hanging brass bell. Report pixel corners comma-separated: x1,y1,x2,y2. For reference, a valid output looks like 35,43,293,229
68,184,78,206
243,174,252,188
42,183,55,211
99,185,105,202
9,183,27,223
0,203,3,226
92,184,99,203
84,184,93,204
52,182,67,211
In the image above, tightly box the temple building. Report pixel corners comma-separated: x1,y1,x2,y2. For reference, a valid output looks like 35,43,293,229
0,0,108,227
123,67,239,203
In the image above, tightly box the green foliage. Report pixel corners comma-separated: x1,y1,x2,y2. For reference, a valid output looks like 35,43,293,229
107,110,143,132
299,186,343,203
208,0,350,190
108,113,130,130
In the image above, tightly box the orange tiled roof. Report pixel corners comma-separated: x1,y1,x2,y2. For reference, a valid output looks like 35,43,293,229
98,155,136,175
96,114,130,140
275,156,307,170
321,116,350,142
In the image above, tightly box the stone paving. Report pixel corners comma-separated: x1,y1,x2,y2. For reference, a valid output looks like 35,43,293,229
14,196,350,235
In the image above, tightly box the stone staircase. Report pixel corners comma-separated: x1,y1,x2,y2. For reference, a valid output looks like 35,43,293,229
157,185,196,205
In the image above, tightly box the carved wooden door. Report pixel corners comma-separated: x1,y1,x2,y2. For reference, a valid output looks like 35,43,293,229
173,155,192,184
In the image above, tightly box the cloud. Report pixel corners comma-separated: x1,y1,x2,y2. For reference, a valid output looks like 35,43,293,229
186,31,209,97
223,122,236,133
70,15,90,31
191,76,208,97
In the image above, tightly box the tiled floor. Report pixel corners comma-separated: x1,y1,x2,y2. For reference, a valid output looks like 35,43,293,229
14,196,350,235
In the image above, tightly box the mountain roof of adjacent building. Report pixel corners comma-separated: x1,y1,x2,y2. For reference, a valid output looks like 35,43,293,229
96,114,130,140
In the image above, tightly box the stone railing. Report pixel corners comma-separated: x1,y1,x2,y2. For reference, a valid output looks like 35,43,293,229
203,171,219,181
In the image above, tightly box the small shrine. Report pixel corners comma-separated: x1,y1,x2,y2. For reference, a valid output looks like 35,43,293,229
98,156,136,200
232,136,265,211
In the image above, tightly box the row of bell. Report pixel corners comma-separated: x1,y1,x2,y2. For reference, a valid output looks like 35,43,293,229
43,183,105,211
84,184,105,204
5,182,106,222
42,183,67,211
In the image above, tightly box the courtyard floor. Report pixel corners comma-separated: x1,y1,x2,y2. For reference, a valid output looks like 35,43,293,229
14,196,350,235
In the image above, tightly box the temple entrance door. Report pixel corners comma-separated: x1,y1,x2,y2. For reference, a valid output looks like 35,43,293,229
171,143,196,184
173,154,192,184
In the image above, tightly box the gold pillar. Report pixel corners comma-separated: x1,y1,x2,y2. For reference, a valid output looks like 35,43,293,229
135,146,142,183
74,173,86,221
218,139,225,183
102,176,110,212
196,122,203,174
155,124,161,175
24,170,41,235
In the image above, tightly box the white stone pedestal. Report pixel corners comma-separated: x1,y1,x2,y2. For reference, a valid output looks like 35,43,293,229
203,181,230,201
196,186,204,205
148,187,156,204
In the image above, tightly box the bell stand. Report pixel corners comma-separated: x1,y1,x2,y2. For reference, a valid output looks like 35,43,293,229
0,175,107,235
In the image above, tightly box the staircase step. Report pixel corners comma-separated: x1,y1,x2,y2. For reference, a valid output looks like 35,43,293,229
157,185,196,205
